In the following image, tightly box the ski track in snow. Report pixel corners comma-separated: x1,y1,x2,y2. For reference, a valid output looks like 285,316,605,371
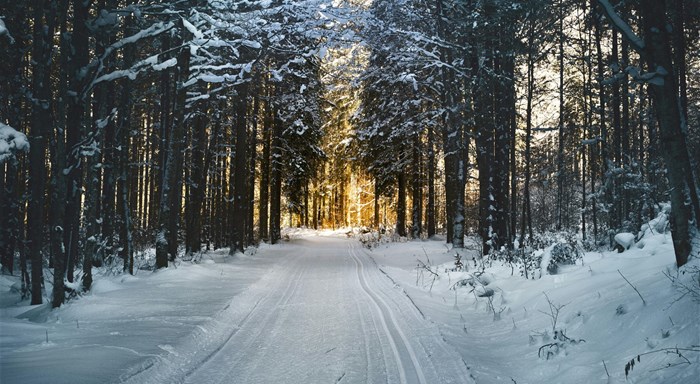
349,240,426,384
122,236,473,384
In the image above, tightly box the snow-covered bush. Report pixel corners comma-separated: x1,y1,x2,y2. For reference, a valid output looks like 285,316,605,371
356,226,404,249
546,239,582,274
488,231,583,278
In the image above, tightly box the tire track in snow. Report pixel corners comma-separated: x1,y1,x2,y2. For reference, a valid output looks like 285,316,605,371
348,241,428,384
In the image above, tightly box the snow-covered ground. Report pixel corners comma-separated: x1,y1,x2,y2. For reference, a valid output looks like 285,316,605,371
0,248,279,383
371,233,700,384
1,227,698,384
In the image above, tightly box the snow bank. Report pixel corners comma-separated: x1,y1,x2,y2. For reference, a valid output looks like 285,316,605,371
370,230,700,384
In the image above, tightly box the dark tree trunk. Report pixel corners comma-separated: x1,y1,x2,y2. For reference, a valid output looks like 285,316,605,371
247,93,259,245
493,46,514,249
156,24,190,267
374,178,380,228
611,29,622,230
64,0,90,283
436,0,465,247
117,16,135,274
520,34,535,246
396,170,407,237
411,134,423,239
117,78,134,274
231,84,249,254
597,0,699,266
474,41,495,255
269,108,283,244
185,113,211,256
556,1,566,230
427,124,436,238
594,4,610,242
259,92,271,242
50,1,69,306
28,0,55,304
637,0,697,266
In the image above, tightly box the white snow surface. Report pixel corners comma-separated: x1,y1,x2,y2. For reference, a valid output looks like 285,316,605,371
614,232,636,250
371,234,700,384
1,228,698,384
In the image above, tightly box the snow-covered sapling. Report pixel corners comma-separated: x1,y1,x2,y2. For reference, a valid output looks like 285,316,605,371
416,257,439,292
486,294,506,321
617,269,647,306
536,293,584,360
540,292,566,334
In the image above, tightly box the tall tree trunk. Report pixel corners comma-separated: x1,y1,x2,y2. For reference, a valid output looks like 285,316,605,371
427,124,436,238
28,0,55,304
669,0,700,228
637,0,697,266
594,3,610,242
493,43,514,249
247,93,259,245
50,0,69,306
185,113,211,256
373,178,380,228
520,34,535,246
396,170,407,237
231,84,249,254
269,106,283,244
556,0,566,230
436,0,465,248
117,15,135,274
474,45,495,254
411,134,423,239
155,24,190,267
64,0,90,283
259,90,271,242
117,79,134,274
611,28,622,230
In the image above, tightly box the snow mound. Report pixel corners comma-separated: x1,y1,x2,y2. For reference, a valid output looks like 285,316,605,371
614,232,635,250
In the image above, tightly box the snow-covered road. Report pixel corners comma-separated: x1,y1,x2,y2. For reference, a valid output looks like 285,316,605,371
123,236,473,384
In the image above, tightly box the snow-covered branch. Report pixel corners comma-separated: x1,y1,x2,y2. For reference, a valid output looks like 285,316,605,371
596,0,645,53
0,122,29,163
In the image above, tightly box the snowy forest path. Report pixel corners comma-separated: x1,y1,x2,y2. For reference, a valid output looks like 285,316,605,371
124,235,473,384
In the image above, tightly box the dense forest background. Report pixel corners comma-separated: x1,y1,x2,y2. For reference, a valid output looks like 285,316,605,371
1,0,698,308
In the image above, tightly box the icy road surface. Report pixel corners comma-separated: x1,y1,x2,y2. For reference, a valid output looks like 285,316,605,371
122,236,473,384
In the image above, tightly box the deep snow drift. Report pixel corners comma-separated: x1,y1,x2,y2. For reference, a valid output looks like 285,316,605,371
1,227,698,384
